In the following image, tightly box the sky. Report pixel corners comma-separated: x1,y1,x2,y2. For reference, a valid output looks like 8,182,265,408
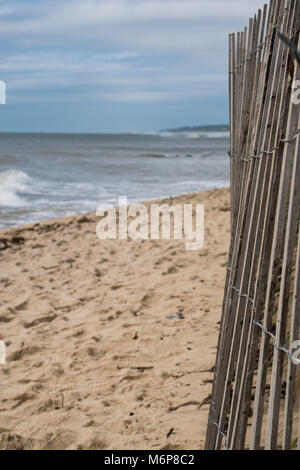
0,0,264,133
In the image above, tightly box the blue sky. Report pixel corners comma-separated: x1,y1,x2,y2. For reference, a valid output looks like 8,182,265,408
0,0,264,133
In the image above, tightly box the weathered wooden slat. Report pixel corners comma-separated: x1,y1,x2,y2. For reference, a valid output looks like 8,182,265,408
213,1,280,450
251,4,300,447
206,0,278,450
205,0,300,450
265,77,300,450
283,197,300,450
228,1,294,449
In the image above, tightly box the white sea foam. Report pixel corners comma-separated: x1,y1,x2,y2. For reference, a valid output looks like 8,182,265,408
0,170,31,208
183,131,230,140
129,130,229,140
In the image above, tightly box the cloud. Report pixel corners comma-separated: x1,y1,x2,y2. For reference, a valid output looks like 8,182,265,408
0,1,265,30
0,0,265,48
0,0,264,129
2,49,227,107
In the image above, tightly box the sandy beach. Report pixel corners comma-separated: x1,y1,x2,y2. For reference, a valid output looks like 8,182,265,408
0,187,230,450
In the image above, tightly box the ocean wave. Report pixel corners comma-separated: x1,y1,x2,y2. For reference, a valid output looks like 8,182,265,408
128,130,229,140
0,170,31,208
157,132,176,138
183,131,230,140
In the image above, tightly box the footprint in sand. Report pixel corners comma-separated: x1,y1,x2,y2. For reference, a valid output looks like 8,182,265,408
8,345,41,362
14,299,28,312
0,314,14,323
23,313,57,329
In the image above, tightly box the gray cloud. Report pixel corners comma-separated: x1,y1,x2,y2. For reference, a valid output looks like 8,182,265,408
0,0,265,130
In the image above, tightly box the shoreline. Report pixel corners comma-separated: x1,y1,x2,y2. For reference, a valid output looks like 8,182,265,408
0,184,230,235
0,187,230,450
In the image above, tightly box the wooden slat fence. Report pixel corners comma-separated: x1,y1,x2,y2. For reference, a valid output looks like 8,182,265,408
206,0,300,450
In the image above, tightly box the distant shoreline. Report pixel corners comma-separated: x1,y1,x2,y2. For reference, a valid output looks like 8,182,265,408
160,124,229,133
0,187,230,234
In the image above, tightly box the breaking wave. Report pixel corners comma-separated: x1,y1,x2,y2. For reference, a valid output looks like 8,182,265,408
0,170,31,208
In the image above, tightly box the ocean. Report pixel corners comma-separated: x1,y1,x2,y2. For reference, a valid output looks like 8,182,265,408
0,130,230,229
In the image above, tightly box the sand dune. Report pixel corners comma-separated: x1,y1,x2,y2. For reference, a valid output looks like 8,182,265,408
0,188,230,450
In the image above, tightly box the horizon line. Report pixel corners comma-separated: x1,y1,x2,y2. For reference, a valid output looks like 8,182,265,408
0,125,229,136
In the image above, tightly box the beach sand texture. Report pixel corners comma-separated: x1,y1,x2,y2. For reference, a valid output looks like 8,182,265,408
0,188,230,450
